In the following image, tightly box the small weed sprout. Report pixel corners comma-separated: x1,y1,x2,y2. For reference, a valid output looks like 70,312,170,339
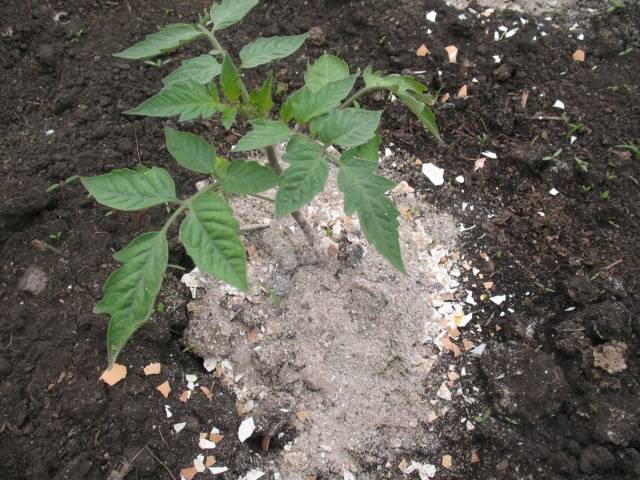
75,0,440,365
617,142,640,160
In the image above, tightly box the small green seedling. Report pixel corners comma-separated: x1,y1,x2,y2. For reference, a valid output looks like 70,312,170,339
575,157,589,173
617,143,640,160
542,148,563,162
76,0,440,365
580,184,593,193
600,190,610,200
607,0,625,13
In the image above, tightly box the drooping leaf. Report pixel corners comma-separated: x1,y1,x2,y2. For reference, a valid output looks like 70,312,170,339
81,167,177,211
282,75,357,124
233,119,292,152
397,92,441,141
304,55,350,92
127,80,223,122
164,127,215,174
220,54,242,103
337,157,404,272
240,33,308,69
275,136,328,217
218,161,279,194
113,24,201,60
180,192,247,291
96,231,168,365
249,71,273,118
221,106,237,130
363,67,433,103
312,108,382,147
211,0,259,31
162,55,221,86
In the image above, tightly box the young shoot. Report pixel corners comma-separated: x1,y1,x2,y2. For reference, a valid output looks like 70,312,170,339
77,0,440,365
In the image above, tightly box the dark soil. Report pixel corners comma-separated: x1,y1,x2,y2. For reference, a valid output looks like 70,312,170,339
1,0,639,479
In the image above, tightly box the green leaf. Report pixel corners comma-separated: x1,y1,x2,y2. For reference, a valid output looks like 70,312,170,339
240,33,308,69
81,167,177,211
337,157,404,272
234,119,292,152
211,0,259,31
249,72,273,118
180,192,247,291
275,136,328,217
96,231,168,365
342,134,380,163
113,24,201,60
221,106,237,130
397,92,441,141
213,156,231,179
220,55,242,103
218,161,279,194
282,74,357,123
127,80,223,122
312,108,382,147
304,55,350,92
164,127,215,174
162,55,221,86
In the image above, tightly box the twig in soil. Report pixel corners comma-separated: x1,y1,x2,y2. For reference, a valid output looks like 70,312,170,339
108,445,145,480
590,259,623,280
239,224,270,235
4,332,12,351
145,446,176,480
530,114,565,121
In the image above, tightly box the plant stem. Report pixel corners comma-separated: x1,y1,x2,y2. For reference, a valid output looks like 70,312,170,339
339,86,374,110
198,26,316,244
249,193,275,203
160,185,215,235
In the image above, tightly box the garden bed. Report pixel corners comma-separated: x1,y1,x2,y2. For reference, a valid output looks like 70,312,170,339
1,0,639,478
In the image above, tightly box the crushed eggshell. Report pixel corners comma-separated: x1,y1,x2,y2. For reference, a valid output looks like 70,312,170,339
194,454,206,473
99,364,127,386
180,390,191,403
573,49,585,62
210,432,224,444
203,356,217,372
416,44,430,57
481,151,497,159
457,85,468,97
404,460,437,479
437,382,452,401
398,458,409,472
490,295,506,305
426,11,437,23
553,99,565,110
156,381,171,399
210,466,229,475
442,455,453,469
238,417,255,442
422,163,445,186
549,188,559,196
174,422,186,433
471,451,480,463
165,405,173,418
242,469,266,480
180,467,198,480
201,386,213,400
474,158,485,170
206,456,216,467
199,432,217,449
143,362,161,376
445,45,458,63
462,339,475,350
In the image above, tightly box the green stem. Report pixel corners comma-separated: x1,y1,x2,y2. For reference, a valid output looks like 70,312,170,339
160,184,215,234
249,193,275,203
339,86,374,110
197,27,316,244
197,25,250,101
